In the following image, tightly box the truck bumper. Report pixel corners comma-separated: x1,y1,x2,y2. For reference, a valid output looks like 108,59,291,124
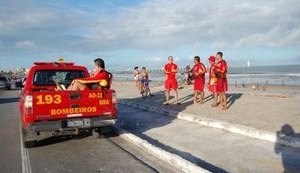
29,116,116,132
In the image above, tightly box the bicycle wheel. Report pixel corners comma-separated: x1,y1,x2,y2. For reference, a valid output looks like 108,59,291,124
143,84,150,99
177,77,184,86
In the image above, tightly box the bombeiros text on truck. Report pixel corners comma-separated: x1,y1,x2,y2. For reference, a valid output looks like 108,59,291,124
19,58,117,148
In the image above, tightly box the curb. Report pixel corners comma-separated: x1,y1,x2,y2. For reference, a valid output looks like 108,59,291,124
119,100,300,148
116,128,211,173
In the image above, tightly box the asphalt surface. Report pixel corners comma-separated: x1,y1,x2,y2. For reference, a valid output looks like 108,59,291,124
3,88,300,173
0,90,176,173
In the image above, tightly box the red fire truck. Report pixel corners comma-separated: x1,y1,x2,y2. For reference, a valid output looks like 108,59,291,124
19,60,117,148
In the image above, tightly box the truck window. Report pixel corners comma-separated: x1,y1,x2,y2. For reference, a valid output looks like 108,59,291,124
0,77,7,82
33,70,86,86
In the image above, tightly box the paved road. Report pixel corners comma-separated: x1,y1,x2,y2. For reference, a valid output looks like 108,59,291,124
0,90,176,173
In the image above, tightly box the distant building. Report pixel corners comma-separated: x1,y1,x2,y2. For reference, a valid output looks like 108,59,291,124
247,60,250,67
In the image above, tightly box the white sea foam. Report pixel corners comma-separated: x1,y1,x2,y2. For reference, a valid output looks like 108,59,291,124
286,73,300,77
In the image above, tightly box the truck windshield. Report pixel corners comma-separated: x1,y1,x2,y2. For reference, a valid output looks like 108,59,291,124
33,70,86,86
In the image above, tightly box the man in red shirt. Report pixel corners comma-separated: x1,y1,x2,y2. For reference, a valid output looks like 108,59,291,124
164,56,179,105
215,52,228,110
192,56,206,104
67,58,109,91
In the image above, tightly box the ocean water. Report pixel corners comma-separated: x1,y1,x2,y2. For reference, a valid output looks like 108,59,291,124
113,65,300,86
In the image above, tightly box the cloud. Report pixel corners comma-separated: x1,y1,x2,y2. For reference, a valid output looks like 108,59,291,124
212,41,229,50
88,0,300,51
15,40,37,49
146,57,163,64
236,25,300,47
0,0,300,66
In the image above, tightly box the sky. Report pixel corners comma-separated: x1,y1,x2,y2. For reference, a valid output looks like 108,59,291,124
0,0,300,70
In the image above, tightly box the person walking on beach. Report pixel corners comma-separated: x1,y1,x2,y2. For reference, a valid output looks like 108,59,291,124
164,56,180,105
191,56,206,104
208,56,218,107
215,52,228,110
133,66,140,90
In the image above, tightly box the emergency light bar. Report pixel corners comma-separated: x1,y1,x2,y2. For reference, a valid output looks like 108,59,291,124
34,62,75,66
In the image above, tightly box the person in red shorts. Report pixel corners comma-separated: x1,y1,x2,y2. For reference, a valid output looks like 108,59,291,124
67,58,109,91
215,52,228,110
191,56,206,104
208,56,218,107
164,56,180,105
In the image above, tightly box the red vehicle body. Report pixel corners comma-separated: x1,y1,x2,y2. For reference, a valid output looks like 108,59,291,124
19,61,117,148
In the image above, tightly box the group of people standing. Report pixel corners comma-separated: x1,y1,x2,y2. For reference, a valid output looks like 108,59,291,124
133,51,228,110
163,52,228,110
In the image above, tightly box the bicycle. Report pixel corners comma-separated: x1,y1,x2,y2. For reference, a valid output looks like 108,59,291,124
140,79,152,99
177,72,192,86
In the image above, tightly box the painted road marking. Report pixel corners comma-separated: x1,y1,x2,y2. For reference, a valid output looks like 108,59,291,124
19,123,32,173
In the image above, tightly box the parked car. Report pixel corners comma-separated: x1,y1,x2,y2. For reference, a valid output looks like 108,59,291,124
0,76,11,90
15,77,26,88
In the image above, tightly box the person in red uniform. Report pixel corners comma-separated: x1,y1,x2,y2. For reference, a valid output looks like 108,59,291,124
164,56,179,105
215,52,228,110
191,56,206,104
67,58,109,91
208,56,218,107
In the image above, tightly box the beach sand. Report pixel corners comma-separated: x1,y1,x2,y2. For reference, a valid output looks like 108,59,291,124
113,80,300,134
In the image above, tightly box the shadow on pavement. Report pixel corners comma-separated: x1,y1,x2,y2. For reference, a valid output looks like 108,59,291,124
0,97,19,104
203,94,214,104
275,124,300,173
36,131,93,147
138,133,230,173
117,95,230,173
227,93,243,109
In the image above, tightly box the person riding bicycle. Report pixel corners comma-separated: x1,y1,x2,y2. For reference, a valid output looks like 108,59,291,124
140,67,153,96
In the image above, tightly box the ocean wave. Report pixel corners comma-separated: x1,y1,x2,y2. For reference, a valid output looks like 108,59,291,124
286,73,300,77
228,74,272,77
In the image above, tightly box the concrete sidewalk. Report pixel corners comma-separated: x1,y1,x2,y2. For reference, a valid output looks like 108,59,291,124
117,104,300,173
114,81,300,146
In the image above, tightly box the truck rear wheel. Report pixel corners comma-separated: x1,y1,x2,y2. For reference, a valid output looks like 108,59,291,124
22,128,38,148
98,125,114,134
24,140,38,148
91,126,114,138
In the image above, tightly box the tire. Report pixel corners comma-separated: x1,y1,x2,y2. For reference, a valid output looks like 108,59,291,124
177,77,184,86
98,125,114,135
22,128,38,148
142,88,148,99
6,85,11,90
24,140,38,148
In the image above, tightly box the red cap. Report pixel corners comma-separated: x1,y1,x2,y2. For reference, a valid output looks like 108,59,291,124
208,56,216,62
